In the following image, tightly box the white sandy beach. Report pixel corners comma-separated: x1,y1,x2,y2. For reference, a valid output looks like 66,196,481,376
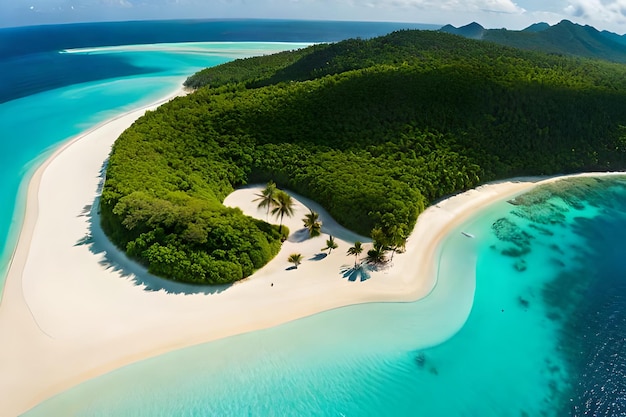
0,88,615,415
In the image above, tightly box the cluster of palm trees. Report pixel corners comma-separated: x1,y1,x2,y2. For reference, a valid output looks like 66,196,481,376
288,237,365,269
253,181,295,233
369,216,409,263
254,181,405,271
254,181,324,238
287,236,405,270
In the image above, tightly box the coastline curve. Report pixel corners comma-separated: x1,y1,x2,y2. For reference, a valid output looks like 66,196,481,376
1,80,623,414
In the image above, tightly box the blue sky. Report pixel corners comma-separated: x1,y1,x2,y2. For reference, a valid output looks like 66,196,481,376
0,0,625,33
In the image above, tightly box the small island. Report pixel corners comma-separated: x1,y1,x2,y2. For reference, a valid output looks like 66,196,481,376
100,30,626,285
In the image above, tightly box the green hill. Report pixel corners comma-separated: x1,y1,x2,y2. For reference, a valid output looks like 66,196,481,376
441,20,626,63
600,29,626,47
101,29,626,285
522,22,550,33
439,22,486,39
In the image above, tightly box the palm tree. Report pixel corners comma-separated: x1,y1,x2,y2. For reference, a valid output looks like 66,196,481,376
288,253,303,269
346,241,363,267
303,209,322,238
387,224,408,261
376,214,409,261
321,235,338,254
271,190,295,233
253,181,277,221
366,241,387,264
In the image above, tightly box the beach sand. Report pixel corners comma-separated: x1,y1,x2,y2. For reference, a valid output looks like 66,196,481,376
0,89,608,415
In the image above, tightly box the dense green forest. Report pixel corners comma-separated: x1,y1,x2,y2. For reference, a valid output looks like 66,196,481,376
101,30,626,284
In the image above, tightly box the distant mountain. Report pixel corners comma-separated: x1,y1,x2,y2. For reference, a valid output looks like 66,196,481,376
523,22,550,33
440,22,485,39
600,30,626,46
440,20,626,63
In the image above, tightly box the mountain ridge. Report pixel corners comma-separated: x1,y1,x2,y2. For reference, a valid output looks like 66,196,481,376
440,20,626,63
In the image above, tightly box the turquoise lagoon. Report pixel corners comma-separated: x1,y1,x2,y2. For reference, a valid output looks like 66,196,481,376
24,176,626,416
1,29,624,416
0,41,309,291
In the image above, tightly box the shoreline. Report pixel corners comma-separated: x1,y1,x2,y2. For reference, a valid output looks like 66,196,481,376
0,86,192,298
0,86,190,415
0,86,621,416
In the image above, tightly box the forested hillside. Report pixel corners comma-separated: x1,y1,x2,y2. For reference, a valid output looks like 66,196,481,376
440,20,626,64
101,30,626,284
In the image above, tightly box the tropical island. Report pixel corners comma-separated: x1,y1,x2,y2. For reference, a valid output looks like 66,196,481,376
3,19,626,416
100,29,626,285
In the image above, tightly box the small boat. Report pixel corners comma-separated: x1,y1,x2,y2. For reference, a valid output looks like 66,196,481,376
461,231,475,238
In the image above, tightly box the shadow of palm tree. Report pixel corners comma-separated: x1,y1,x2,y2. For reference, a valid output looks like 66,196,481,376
78,204,92,217
339,263,372,282
365,261,392,272
287,228,310,243
74,160,229,296
309,253,328,261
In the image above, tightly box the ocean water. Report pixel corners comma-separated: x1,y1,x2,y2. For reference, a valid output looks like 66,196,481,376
0,50,237,283
0,28,318,287
0,18,435,281
1,20,625,417
23,176,626,416
0,19,438,103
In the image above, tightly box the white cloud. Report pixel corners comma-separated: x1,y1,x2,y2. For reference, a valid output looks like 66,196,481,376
565,0,626,24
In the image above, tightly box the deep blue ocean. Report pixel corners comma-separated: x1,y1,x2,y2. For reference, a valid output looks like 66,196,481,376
0,19,439,103
1,20,625,417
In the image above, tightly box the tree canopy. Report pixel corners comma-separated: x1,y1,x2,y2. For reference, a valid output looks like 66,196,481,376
101,29,626,285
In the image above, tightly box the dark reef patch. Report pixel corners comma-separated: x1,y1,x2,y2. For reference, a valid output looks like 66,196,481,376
510,177,626,415
530,223,555,236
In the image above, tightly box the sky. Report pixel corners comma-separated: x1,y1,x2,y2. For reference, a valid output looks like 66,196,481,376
0,0,625,33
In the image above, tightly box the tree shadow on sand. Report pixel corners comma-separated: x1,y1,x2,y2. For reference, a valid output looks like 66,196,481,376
309,253,328,261
339,263,372,282
287,228,310,243
74,161,229,296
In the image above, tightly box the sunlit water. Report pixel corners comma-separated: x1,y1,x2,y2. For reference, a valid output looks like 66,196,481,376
0,41,309,289
1,21,624,417
24,177,626,416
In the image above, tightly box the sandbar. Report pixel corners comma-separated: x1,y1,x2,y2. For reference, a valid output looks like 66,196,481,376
0,87,617,415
